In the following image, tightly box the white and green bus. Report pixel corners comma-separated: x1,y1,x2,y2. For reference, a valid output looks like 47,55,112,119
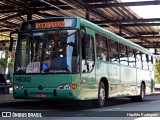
10,17,154,107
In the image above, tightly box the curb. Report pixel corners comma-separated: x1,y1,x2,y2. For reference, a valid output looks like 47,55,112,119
152,92,160,96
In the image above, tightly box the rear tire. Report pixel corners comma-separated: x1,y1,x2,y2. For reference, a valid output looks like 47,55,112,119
137,83,145,101
92,81,106,108
131,83,145,102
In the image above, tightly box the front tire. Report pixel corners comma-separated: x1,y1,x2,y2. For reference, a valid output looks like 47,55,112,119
92,81,106,108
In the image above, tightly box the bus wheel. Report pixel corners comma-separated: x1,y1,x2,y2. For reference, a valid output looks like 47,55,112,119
138,83,145,101
131,83,145,102
92,81,106,108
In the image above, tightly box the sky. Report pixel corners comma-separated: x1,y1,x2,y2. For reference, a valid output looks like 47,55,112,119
121,0,160,18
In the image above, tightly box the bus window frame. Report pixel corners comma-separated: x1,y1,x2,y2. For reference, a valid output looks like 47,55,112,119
108,39,119,64
119,43,128,65
128,47,136,68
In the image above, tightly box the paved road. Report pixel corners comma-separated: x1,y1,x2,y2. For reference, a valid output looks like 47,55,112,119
0,94,160,120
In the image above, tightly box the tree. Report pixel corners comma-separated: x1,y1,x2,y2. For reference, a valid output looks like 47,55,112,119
0,58,6,74
155,60,160,84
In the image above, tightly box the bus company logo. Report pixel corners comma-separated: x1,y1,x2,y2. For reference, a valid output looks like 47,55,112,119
1,112,42,118
15,77,31,82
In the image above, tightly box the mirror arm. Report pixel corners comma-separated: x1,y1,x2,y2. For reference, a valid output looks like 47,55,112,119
9,29,19,51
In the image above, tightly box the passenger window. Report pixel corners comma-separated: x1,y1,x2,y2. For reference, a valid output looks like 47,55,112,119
128,48,136,67
142,54,148,70
109,40,119,64
119,44,128,66
148,55,153,71
96,34,109,61
136,51,142,69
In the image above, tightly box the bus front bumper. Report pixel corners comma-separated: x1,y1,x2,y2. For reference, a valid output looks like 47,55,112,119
13,88,79,100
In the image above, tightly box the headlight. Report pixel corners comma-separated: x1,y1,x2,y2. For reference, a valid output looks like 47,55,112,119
58,84,71,89
14,84,24,89
58,84,77,89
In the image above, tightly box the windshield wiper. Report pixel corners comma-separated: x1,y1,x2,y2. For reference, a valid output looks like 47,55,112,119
17,69,26,74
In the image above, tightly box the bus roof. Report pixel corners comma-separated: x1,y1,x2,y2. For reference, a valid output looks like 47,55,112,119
79,17,153,56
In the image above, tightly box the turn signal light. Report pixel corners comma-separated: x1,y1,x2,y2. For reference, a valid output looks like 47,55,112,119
71,84,77,89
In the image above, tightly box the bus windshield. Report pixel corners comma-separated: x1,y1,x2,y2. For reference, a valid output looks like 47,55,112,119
15,29,79,74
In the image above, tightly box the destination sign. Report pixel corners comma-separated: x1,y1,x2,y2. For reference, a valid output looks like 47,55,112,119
35,21,65,29
20,18,76,31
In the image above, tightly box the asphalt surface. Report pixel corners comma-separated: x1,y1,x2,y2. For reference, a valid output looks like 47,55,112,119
0,93,160,120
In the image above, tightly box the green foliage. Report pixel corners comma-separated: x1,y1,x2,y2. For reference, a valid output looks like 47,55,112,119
0,59,6,67
155,27,160,32
0,33,10,40
155,60,160,84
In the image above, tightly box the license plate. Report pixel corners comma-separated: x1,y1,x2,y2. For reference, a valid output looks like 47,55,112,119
36,93,47,98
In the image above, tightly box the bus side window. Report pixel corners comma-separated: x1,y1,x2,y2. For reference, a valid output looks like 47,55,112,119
86,36,94,60
82,34,94,60
142,54,148,70
96,33,109,61
109,40,119,63
119,44,128,66
136,51,142,69
128,47,136,67
148,55,153,71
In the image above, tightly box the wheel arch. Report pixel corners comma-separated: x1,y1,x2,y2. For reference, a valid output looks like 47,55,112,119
141,80,146,94
141,81,146,89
